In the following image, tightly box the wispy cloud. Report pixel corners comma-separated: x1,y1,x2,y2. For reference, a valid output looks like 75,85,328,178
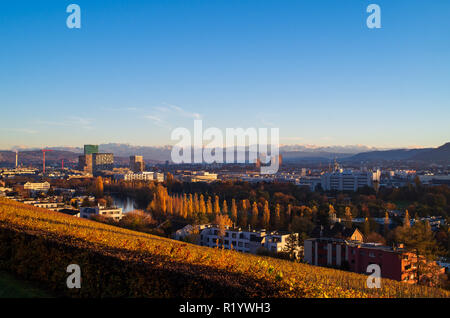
100,106,140,112
1,128,38,134
35,116,94,130
144,115,171,128
143,103,203,129
160,103,202,120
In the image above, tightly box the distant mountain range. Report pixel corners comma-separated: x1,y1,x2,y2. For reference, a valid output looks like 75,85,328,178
345,142,450,163
1,142,448,167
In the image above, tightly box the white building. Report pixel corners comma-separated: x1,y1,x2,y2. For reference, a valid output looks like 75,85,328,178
115,171,165,182
174,224,210,242
80,206,123,221
33,202,59,210
179,171,218,183
320,169,381,191
23,181,50,192
199,226,298,255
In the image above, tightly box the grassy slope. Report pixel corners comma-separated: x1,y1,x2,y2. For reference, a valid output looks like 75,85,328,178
0,271,53,298
0,198,448,298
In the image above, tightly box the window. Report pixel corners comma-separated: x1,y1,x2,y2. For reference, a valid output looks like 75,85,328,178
232,233,236,238
369,252,375,258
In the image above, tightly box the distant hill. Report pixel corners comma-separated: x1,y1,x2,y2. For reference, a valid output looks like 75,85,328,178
412,142,450,162
2,142,448,165
345,142,450,163
0,150,81,168
280,151,353,163
346,148,431,161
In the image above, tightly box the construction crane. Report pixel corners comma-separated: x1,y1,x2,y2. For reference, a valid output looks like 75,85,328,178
42,149,53,174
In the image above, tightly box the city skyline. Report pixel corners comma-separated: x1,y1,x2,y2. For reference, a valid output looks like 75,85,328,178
1,0,449,149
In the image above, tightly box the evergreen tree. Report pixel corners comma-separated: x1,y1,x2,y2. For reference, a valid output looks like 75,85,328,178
396,221,440,284
283,233,299,260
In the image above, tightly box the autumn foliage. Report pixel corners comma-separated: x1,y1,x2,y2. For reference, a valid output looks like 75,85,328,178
0,198,449,298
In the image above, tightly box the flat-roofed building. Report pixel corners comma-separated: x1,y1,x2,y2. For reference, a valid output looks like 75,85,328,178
321,169,381,191
304,238,445,284
199,226,299,256
130,155,145,172
93,153,114,171
78,154,93,173
84,144,99,154
23,181,50,192
80,206,123,221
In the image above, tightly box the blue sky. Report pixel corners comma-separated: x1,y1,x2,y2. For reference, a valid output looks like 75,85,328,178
0,0,449,149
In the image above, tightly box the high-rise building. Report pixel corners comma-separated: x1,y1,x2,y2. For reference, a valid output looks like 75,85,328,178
78,154,93,173
84,144,99,155
93,153,114,172
78,145,113,173
130,155,145,172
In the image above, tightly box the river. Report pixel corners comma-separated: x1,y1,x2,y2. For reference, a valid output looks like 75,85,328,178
111,195,137,213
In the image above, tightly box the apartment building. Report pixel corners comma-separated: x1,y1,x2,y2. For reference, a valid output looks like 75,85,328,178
304,237,444,283
199,226,298,255
78,144,114,173
80,206,123,221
